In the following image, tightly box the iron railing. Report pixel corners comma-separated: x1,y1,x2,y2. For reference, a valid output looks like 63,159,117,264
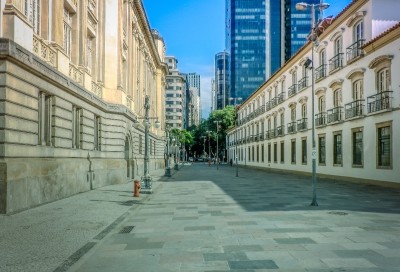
288,84,297,97
346,39,365,62
297,118,308,131
315,112,326,127
329,53,344,72
367,91,393,113
327,106,343,123
287,122,297,134
298,77,308,91
345,99,364,119
315,64,326,81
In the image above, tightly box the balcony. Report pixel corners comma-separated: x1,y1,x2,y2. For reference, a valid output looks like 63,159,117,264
367,91,393,113
315,64,327,81
297,118,308,131
269,130,276,139
277,92,285,104
345,100,365,119
329,53,344,73
346,39,365,62
327,107,343,123
259,133,264,141
33,35,57,67
91,81,102,98
298,77,308,91
288,84,297,97
254,134,259,142
265,130,271,140
287,122,297,134
275,126,284,137
315,112,326,127
265,101,272,111
270,98,277,108
69,63,84,85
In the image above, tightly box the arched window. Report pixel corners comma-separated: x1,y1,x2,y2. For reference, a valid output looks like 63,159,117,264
291,107,296,122
318,96,326,113
377,67,390,92
333,89,342,107
301,103,307,119
352,79,363,101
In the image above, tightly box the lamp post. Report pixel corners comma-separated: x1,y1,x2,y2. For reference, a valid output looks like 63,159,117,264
296,1,330,206
164,127,171,177
172,137,179,170
214,120,221,170
135,95,160,193
229,97,242,177
206,130,211,165
200,135,206,159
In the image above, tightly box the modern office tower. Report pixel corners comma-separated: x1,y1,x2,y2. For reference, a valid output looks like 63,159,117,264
0,1,167,214
165,57,186,129
211,79,217,112
226,0,321,101
186,73,201,97
215,52,231,109
186,87,201,128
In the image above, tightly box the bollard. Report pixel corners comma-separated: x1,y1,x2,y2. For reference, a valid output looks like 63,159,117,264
133,180,141,197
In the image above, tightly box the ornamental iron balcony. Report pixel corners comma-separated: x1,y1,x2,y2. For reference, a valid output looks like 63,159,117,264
276,126,284,137
265,130,271,140
297,118,308,131
315,112,327,127
269,129,276,139
259,133,264,141
346,39,365,62
254,134,259,141
287,122,297,134
298,77,308,91
277,92,285,104
327,106,343,123
265,101,272,111
315,64,327,81
367,91,393,113
270,98,277,108
288,84,297,97
329,53,344,73
345,99,365,119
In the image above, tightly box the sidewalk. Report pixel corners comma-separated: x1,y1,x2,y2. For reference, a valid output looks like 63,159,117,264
0,169,166,272
68,163,400,272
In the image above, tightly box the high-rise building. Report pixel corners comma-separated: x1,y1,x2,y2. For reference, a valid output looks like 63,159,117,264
186,73,201,97
226,0,321,101
214,52,230,110
165,57,186,129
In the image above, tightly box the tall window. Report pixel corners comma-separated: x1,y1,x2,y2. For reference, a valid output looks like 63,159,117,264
268,143,271,163
352,129,363,166
291,107,296,122
280,142,284,163
334,37,342,55
292,70,297,85
318,96,325,113
333,132,342,165
252,146,255,161
319,49,326,66
64,8,72,57
318,135,326,164
377,125,391,168
256,145,259,162
301,103,307,119
33,0,40,35
39,92,53,146
302,138,307,164
280,112,284,127
353,20,364,42
352,79,363,100
94,116,101,150
291,140,296,164
273,143,277,163
333,89,342,107
261,144,264,162
87,36,93,72
377,68,390,92
72,107,82,149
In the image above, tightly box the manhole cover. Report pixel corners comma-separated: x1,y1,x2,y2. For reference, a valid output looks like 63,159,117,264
119,226,135,234
327,211,348,216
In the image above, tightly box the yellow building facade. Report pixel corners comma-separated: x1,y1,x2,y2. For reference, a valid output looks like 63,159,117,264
0,0,167,214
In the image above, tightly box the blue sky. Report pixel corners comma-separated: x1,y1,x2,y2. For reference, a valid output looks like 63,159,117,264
142,0,352,118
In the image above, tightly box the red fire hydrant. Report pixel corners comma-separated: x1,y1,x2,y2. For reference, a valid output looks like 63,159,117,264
134,180,141,197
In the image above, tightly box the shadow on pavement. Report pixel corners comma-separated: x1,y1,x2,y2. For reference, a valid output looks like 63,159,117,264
164,162,400,214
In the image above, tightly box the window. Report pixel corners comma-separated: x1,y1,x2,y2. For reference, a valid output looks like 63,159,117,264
301,103,307,118
377,124,391,168
318,96,325,112
64,8,72,56
87,36,93,72
291,107,296,121
352,128,363,167
333,132,342,166
377,68,390,92
352,79,363,100
302,138,307,164
334,37,342,55
273,143,277,163
256,145,259,162
333,89,342,107
280,112,284,127
319,49,326,66
33,0,40,35
252,146,255,161
72,106,82,149
261,144,264,162
353,20,364,41
268,143,271,163
280,141,284,163
94,116,101,150
38,92,53,146
291,140,296,164
318,135,326,165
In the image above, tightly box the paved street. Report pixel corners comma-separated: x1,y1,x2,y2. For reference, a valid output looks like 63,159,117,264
2,164,400,272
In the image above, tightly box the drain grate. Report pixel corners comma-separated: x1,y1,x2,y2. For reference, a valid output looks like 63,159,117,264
119,226,135,234
328,211,348,216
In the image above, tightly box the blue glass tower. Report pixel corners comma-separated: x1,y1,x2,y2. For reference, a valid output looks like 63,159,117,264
226,0,320,102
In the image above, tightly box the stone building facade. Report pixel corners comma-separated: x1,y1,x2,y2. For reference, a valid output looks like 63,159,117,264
0,0,167,214
227,0,400,186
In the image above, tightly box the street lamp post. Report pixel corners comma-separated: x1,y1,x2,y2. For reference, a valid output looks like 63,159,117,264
135,95,160,193
214,121,221,170
229,97,242,177
200,136,206,159
165,128,171,177
296,2,330,206
206,130,211,165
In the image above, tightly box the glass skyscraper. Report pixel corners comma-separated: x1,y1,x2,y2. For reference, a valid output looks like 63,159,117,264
226,0,320,102
215,52,230,110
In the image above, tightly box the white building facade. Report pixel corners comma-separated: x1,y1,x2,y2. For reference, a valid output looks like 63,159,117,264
227,0,400,186
165,56,185,129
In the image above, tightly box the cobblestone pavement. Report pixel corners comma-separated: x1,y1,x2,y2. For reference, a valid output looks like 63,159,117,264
1,164,400,272
67,163,400,272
